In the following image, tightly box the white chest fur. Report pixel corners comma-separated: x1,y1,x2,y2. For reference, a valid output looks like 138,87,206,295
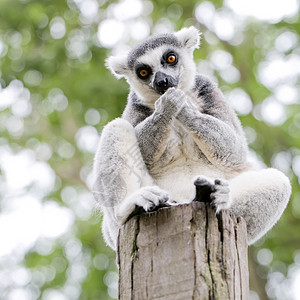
148,119,227,203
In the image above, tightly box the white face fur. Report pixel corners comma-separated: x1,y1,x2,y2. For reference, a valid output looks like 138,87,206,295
106,27,201,106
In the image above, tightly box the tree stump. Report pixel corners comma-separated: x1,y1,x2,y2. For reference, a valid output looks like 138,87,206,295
118,202,249,300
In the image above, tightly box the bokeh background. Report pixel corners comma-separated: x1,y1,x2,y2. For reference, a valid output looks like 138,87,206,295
0,0,300,299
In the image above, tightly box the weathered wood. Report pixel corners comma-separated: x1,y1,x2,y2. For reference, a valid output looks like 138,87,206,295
118,202,249,300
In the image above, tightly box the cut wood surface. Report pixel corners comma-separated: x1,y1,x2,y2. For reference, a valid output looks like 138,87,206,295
118,202,249,300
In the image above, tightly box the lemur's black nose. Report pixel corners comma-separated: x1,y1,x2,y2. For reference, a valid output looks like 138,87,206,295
153,71,177,94
156,74,168,87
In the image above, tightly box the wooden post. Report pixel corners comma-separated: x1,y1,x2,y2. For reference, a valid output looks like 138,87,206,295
118,202,249,300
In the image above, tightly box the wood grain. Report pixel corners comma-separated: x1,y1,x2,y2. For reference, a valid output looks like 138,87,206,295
118,202,249,300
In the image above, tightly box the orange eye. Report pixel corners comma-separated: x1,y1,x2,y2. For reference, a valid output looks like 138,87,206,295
167,54,176,64
137,66,151,79
139,69,149,77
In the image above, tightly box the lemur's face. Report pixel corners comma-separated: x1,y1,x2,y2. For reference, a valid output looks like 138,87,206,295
106,27,201,105
132,47,181,96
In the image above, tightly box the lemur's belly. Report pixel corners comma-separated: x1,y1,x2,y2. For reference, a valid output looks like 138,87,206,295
151,159,227,204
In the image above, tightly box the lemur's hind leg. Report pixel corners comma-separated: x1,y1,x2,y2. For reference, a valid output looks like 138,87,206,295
229,168,291,244
193,176,232,213
93,118,169,249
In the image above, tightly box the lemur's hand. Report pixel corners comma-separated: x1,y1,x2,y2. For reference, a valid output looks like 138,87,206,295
154,87,186,117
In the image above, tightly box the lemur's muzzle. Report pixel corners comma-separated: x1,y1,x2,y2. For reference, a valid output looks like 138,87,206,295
153,71,178,95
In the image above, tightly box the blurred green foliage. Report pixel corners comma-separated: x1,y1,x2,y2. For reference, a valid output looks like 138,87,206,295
0,0,299,299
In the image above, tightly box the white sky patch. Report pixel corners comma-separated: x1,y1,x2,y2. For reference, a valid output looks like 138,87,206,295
7,31,22,47
50,17,66,40
274,85,299,105
210,50,233,70
40,201,75,239
195,2,216,28
61,186,95,221
197,60,214,77
0,196,40,257
11,267,32,287
0,80,30,111
130,20,150,41
11,97,32,118
75,190,94,220
55,139,75,160
203,30,219,46
291,269,300,300
97,19,125,48
0,149,56,195
48,88,68,111
6,288,33,300
93,253,109,271
275,31,299,52
0,39,8,57
42,289,68,300
258,53,300,88
79,0,99,19
6,115,24,137
219,66,240,84
75,126,99,153
266,263,300,300
0,196,74,257
209,50,240,83
225,0,299,23
66,30,89,59
23,70,42,87
292,156,300,180
195,3,237,41
113,0,143,21
227,88,253,115
153,18,175,35
260,97,287,126
271,151,292,174
257,248,273,266
84,108,101,125
104,271,119,299
213,10,236,41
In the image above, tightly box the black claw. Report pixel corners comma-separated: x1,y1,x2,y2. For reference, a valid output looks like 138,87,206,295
160,195,169,203
148,203,156,211
157,202,171,209
214,179,221,185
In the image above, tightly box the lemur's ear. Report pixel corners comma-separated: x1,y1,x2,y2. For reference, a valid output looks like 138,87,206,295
105,55,129,79
175,26,201,50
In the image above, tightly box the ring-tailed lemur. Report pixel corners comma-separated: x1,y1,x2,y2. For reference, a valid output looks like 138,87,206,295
93,27,291,251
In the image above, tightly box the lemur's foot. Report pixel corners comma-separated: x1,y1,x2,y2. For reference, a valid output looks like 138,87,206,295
135,186,169,212
126,186,170,221
193,177,232,213
193,177,215,203
210,179,232,213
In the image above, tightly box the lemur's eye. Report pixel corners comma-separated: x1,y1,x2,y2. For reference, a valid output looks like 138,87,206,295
139,69,149,78
136,65,152,80
167,54,177,64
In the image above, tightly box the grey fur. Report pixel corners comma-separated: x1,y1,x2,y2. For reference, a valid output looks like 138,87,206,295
93,27,291,250
127,33,181,69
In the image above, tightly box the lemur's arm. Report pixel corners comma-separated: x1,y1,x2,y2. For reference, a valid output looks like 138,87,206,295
122,91,178,167
175,75,249,171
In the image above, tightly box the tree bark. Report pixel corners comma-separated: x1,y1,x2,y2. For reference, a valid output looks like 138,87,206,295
118,202,249,300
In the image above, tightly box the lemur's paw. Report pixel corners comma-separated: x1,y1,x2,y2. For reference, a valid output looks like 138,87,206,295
135,186,169,212
194,177,213,187
210,179,232,213
193,176,214,203
193,177,232,212
155,88,185,116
